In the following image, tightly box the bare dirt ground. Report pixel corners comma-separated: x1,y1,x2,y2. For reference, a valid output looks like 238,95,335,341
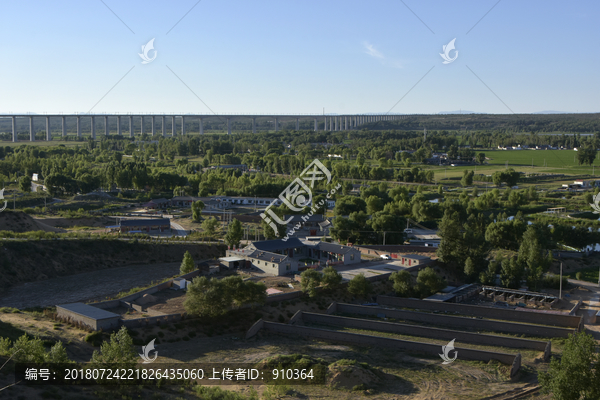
0,211,65,233
0,262,182,309
34,215,117,229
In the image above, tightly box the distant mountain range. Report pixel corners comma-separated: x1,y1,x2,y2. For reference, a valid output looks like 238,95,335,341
438,111,484,115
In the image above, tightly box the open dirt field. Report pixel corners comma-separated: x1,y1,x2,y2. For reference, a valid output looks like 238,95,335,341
0,211,65,233
0,262,183,308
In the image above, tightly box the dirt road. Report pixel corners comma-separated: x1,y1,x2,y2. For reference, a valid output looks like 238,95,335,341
0,262,182,309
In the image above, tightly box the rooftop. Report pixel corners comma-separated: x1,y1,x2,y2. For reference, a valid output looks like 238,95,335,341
120,218,170,227
251,238,305,252
57,303,120,321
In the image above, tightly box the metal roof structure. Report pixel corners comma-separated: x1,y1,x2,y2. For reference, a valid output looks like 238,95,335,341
56,303,120,321
311,241,358,255
119,218,170,227
250,238,305,252
219,256,246,262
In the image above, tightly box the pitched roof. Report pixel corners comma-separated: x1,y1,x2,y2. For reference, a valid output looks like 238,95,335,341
248,250,288,263
57,303,120,320
250,238,305,252
312,241,358,255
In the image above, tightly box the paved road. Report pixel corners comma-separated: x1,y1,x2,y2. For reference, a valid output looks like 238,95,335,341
170,221,188,237
567,278,600,337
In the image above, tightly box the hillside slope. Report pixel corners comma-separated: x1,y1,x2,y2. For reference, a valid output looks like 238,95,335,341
0,240,225,291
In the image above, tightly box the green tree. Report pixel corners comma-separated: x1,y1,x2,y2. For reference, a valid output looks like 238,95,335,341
300,269,322,297
184,275,265,317
90,326,137,369
224,218,243,248
201,217,219,239
347,273,372,299
577,146,597,166
518,224,553,290
390,270,413,297
416,267,446,297
19,176,32,192
322,266,343,291
500,257,524,289
539,332,600,400
476,153,486,165
180,250,195,274
461,170,474,186
191,200,205,222
464,257,476,279
0,335,71,364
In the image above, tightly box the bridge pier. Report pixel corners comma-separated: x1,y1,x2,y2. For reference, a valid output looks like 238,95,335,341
76,116,81,139
296,118,299,131
104,116,109,136
30,116,35,141
171,116,175,136
117,116,122,136
140,116,144,136
152,116,156,136
162,116,166,137
46,116,51,141
12,116,16,142
181,116,185,135
274,117,278,132
91,116,95,140
314,118,318,132
129,116,133,138
227,118,231,135
62,116,66,138
199,118,203,135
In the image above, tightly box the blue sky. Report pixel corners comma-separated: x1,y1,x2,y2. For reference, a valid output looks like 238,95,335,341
0,0,598,115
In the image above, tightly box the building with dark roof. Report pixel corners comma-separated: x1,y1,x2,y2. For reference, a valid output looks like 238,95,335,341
226,238,361,276
56,303,120,330
119,218,171,233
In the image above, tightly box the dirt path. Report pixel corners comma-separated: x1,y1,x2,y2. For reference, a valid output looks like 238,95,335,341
0,262,182,309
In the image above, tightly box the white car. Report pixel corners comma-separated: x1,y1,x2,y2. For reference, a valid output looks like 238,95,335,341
404,229,413,234
380,255,391,260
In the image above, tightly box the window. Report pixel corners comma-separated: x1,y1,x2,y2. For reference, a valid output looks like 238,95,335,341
350,254,354,261
286,264,291,270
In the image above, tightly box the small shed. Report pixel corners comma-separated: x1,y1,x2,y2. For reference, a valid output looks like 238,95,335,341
399,254,432,267
56,303,120,331
173,278,190,290
219,256,246,269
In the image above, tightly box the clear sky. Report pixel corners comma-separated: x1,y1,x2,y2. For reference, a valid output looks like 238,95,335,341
0,0,598,115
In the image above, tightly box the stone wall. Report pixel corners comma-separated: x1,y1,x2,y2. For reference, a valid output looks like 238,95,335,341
377,296,582,329
335,303,575,338
257,321,521,378
301,312,551,361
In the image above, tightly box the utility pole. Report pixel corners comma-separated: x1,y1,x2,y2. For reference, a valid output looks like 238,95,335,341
383,231,386,246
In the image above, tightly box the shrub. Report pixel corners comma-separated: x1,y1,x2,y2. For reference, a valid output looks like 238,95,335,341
576,272,582,280
542,274,569,290
84,331,103,347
